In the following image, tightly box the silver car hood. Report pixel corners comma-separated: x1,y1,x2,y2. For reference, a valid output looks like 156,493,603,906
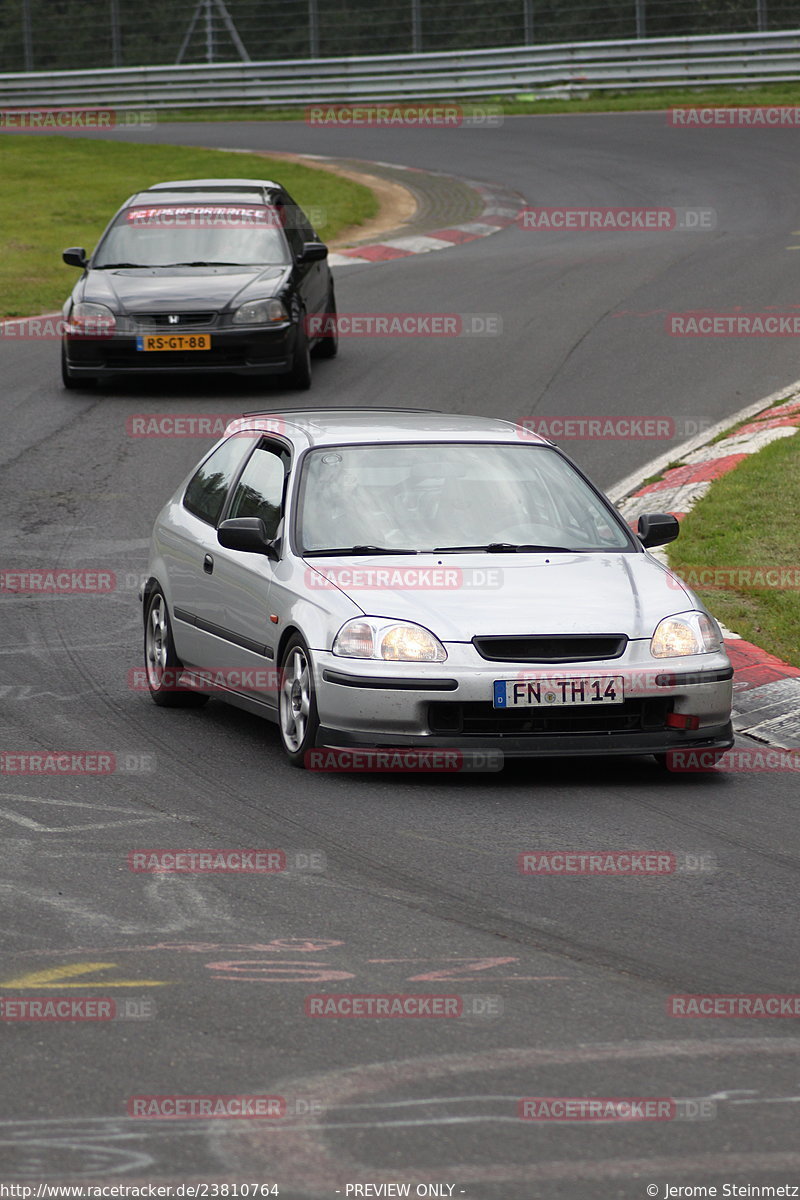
306,551,693,641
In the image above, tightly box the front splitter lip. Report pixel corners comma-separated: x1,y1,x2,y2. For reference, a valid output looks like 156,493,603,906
64,360,292,377
314,722,735,759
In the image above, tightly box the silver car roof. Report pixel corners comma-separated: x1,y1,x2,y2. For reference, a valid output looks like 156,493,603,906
226,408,549,449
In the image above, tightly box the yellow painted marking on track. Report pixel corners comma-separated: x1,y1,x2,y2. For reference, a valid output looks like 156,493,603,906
0,961,170,988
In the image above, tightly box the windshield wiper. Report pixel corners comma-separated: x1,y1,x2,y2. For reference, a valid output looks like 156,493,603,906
94,262,147,268
303,545,419,557
432,542,575,553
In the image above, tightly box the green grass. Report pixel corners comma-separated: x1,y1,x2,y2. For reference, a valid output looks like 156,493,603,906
154,81,800,122
668,431,800,667
0,136,377,317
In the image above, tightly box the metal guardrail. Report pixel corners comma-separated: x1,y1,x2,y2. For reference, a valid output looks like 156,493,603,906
1,29,800,108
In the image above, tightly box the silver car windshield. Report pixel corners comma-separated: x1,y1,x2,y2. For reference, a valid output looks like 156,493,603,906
94,206,291,267
296,443,632,553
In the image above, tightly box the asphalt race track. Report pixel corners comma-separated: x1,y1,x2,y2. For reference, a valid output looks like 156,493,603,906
2,114,800,1198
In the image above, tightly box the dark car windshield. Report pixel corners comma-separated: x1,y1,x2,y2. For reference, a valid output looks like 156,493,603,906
296,442,634,554
93,205,292,268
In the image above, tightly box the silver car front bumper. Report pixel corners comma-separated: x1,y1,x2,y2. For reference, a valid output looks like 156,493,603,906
311,642,734,757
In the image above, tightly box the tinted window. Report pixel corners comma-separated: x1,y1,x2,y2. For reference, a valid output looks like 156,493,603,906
183,437,249,526
94,205,291,267
279,202,304,257
227,444,287,539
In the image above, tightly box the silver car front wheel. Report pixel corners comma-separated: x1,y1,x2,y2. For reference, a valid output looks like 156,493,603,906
278,636,320,766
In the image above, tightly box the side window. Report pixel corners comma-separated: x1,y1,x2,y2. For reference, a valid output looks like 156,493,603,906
294,204,316,243
227,444,287,539
276,196,304,258
183,437,248,526
277,190,315,256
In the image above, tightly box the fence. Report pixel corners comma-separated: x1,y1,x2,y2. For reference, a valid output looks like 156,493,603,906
3,0,800,73
1,30,800,108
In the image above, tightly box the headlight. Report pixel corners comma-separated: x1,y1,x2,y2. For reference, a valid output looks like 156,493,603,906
333,618,446,662
67,301,116,336
231,298,288,325
651,611,723,658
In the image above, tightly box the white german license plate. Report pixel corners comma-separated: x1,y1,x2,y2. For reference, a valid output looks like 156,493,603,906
493,675,625,708
136,334,211,351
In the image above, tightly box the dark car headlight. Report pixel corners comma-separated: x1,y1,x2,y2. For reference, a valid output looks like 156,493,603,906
231,298,288,325
66,302,116,336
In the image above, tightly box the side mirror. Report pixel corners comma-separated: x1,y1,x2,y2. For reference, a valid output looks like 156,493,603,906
638,512,680,549
217,517,278,559
63,247,88,268
297,242,328,264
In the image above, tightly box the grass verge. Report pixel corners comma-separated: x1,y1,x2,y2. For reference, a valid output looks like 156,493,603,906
154,81,800,122
667,431,800,667
0,135,378,317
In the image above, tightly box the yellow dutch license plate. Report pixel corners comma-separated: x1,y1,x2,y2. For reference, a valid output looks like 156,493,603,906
136,334,211,351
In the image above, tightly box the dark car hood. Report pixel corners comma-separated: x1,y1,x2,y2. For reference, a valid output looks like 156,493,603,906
79,266,290,313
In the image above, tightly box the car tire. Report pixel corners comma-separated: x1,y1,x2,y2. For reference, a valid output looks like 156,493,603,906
278,634,320,767
61,342,93,390
144,589,209,708
311,289,338,359
287,320,312,390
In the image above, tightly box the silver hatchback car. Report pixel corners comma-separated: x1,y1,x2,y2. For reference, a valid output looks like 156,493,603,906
141,408,734,767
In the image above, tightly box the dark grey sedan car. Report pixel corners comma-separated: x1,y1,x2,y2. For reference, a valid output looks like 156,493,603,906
60,178,337,390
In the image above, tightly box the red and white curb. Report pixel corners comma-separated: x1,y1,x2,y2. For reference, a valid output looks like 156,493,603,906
328,169,525,267
609,382,800,750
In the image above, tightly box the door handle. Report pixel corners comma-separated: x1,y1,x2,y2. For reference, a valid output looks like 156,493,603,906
203,554,214,575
